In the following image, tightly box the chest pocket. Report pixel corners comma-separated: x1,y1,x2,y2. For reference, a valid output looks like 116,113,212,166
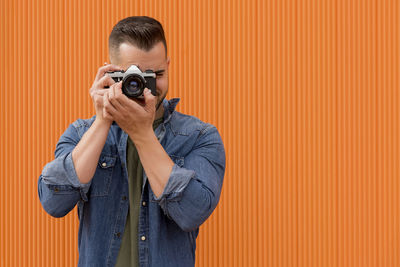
89,153,117,197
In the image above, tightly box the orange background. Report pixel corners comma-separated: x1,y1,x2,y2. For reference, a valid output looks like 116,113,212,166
1,0,399,266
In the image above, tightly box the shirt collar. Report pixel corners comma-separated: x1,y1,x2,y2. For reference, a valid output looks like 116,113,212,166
162,98,180,124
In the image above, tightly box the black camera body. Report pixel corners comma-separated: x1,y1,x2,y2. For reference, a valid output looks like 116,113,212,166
106,65,156,98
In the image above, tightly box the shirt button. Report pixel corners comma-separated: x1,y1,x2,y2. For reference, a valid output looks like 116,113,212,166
142,201,146,206
116,232,121,238
101,162,107,167
141,236,146,241
122,196,127,201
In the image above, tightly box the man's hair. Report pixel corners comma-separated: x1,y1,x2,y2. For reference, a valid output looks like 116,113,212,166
108,16,167,60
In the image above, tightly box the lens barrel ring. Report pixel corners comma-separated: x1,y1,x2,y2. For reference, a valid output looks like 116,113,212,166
122,74,146,98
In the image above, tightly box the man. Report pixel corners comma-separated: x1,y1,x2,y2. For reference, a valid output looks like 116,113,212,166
37,16,225,267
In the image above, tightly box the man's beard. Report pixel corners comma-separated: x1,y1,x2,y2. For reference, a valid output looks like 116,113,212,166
156,96,165,110
155,90,167,111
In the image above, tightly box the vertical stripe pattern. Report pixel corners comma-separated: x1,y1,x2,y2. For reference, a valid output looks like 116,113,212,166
0,0,399,266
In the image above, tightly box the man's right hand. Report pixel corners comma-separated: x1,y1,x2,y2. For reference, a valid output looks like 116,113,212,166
71,64,122,185
90,64,122,123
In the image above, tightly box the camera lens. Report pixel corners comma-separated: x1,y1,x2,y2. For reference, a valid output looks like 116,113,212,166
129,80,138,88
122,74,146,98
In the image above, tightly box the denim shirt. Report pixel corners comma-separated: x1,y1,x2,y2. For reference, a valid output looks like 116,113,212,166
37,98,226,267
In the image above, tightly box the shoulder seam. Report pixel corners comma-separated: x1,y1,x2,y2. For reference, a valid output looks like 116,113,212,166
200,123,215,136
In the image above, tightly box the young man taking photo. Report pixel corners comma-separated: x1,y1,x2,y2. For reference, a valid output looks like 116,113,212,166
38,16,226,267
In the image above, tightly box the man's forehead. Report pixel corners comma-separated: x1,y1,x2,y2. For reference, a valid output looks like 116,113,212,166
115,42,167,70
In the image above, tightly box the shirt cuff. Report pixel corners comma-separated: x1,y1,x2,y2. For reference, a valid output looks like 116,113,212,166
41,153,92,200
152,164,195,202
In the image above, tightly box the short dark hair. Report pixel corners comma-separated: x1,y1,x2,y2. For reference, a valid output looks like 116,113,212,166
108,16,167,60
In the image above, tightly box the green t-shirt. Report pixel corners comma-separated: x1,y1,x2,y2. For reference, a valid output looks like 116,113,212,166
115,117,164,267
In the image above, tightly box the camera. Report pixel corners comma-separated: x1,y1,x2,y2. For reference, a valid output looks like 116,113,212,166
106,65,156,98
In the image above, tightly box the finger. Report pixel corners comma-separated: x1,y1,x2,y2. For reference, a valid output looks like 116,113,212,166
94,89,110,96
97,75,116,89
113,82,127,101
108,84,115,99
93,94,104,108
109,97,127,113
112,82,131,109
101,92,110,118
103,108,114,121
143,88,156,110
109,87,128,113
103,92,118,115
114,82,124,97
113,83,140,108
95,64,122,82
109,81,122,100
108,83,127,111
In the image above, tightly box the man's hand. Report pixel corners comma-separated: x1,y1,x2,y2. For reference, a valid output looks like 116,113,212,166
70,64,122,185
104,81,173,198
103,82,157,142
90,64,122,123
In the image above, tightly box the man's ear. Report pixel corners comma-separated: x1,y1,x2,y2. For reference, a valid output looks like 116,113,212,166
166,57,170,66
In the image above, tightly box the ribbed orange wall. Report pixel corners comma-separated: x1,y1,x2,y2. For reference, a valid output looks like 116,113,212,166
1,0,399,266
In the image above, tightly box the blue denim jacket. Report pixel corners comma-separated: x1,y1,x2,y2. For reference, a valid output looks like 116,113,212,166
37,98,226,267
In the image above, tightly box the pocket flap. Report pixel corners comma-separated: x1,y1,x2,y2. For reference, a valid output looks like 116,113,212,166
98,154,117,168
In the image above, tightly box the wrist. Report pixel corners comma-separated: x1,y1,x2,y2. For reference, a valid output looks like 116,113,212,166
94,117,113,129
129,128,157,147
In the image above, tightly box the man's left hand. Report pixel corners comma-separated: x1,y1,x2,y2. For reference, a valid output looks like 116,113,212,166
103,81,156,141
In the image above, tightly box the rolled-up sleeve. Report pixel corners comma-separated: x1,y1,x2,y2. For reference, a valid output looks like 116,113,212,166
38,121,91,218
151,125,226,232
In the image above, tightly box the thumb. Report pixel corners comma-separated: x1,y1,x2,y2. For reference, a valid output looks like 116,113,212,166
143,88,156,111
